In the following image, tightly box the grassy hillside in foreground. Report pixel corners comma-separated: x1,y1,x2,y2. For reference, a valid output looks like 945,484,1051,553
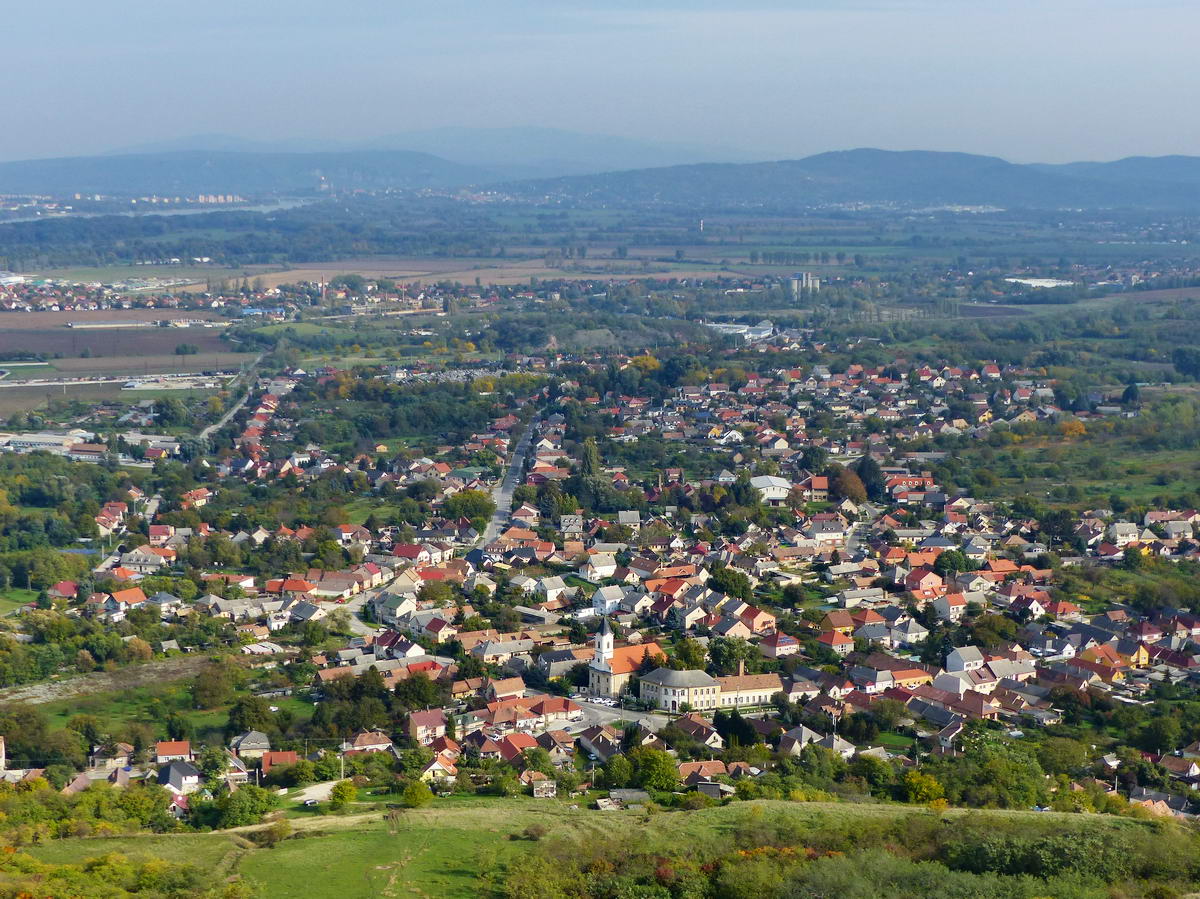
21,796,1190,898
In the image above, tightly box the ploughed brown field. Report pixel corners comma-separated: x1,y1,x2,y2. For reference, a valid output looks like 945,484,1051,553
0,309,222,328
0,325,230,360
195,255,747,291
49,351,251,376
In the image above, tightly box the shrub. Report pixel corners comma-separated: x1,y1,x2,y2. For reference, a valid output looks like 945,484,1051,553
329,780,357,810
401,780,433,809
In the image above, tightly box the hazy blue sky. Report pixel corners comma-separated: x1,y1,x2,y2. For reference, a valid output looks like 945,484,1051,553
6,0,1196,163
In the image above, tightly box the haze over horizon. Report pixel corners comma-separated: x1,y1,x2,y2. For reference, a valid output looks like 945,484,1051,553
7,0,1198,166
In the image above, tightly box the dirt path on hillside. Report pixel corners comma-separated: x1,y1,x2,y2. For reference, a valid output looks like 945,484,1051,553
0,655,211,705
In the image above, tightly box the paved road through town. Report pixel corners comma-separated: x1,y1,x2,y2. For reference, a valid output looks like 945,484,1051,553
480,415,538,546
344,589,384,636
198,352,265,441
347,413,537,632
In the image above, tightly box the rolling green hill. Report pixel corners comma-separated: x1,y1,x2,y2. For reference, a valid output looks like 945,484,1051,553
22,796,1198,898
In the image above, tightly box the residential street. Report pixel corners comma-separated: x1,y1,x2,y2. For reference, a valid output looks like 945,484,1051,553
844,521,865,555
347,415,538,633
480,415,537,546
342,591,380,636
198,352,265,441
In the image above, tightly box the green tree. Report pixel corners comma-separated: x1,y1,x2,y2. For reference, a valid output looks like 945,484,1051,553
1141,716,1182,753
933,550,970,577
1173,346,1200,378
443,489,496,524
580,437,601,478
191,663,234,709
330,779,357,810
708,636,755,676
673,637,707,670
629,747,678,791
870,698,906,732
1036,736,1088,774
854,454,886,501
197,745,229,783
227,695,274,736
602,754,632,788
394,672,447,710
1123,546,1146,571
401,779,434,808
708,565,752,602
417,581,454,607
215,783,276,827
901,769,944,803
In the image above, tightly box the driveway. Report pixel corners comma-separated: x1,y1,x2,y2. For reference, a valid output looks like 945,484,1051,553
286,780,338,803
143,494,162,522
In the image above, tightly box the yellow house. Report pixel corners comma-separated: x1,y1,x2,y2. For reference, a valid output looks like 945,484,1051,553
890,667,935,688
1119,643,1151,669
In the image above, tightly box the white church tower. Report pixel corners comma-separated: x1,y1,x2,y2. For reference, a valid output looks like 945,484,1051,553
594,617,614,669
588,617,615,696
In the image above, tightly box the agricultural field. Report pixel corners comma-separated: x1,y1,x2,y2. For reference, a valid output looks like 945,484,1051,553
0,373,237,416
30,264,242,285
250,321,359,340
952,437,1200,511
0,361,53,380
0,327,230,362
0,308,247,389
0,309,224,329
235,254,747,290
0,383,130,416
343,496,395,525
28,831,241,875
39,682,231,746
50,348,248,376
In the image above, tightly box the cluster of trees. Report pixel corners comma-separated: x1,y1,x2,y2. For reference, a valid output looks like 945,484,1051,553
0,454,139,551
277,371,540,452
7,593,244,689
0,775,177,844
0,193,514,268
299,668,449,744
502,796,1200,899
0,847,223,898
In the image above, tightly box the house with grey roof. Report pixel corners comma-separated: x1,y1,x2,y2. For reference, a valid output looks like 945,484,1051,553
639,667,720,712
158,760,202,795
946,645,985,672
230,730,271,759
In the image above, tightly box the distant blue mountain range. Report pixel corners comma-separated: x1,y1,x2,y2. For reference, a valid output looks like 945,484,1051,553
3,135,1200,210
